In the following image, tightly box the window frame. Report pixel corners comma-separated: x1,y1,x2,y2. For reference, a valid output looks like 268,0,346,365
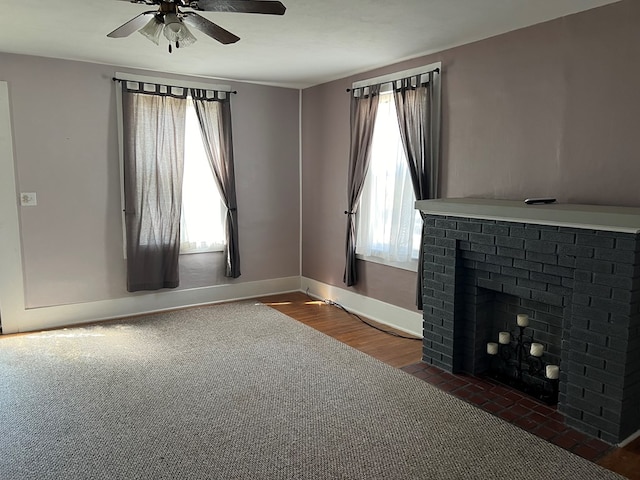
351,62,441,272
114,72,232,259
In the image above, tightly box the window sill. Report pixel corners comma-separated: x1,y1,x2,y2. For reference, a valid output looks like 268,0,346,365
180,247,225,255
356,254,418,273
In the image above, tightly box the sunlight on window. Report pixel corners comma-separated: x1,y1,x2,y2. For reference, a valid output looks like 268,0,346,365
356,91,422,268
180,99,226,254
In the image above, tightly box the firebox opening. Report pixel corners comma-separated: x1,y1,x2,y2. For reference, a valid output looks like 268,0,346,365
456,287,564,404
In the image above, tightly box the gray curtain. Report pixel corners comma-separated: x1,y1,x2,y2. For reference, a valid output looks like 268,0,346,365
190,89,240,278
121,82,187,292
343,84,381,286
393,71,440,309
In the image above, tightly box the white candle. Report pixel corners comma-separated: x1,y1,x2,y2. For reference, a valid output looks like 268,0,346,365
498,332,511,345
487,342,498,355
517,314,529,327
530,343,544,357
546,365,560,380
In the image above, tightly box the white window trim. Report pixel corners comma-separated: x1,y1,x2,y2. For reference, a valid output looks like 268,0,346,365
114,71,232,259
351,62,441,272
356,253,419,273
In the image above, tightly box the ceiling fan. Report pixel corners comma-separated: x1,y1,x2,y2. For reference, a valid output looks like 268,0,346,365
107,0,286,52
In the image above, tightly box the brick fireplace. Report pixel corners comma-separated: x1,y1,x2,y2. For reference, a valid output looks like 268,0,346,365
416,198,640,444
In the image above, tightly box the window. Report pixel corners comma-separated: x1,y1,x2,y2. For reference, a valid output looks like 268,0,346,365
355,90,422,271
180,97,226,254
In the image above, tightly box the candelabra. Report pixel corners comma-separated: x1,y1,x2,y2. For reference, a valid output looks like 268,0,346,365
486,314,559,405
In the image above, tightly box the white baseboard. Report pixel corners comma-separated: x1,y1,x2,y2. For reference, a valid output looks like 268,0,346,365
618,428,640,448
3,276,301,334
300,277,423,338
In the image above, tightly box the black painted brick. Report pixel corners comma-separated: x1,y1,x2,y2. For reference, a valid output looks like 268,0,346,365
510,227,541,239
461,250,486,262
501,266,530,279
549,305,564,317
475,263,501,274
485,254,514,267
574,282,612,299
495,235,524,249
470,243,497,255
569,326,607,346
530,290,564,307
605,359,626,376
457,221,482,233
572,375,606,395
572,293,591,306
569,397,609,418
434,255,456,267
577,234,616,249
469,233,495,245
547,285,573,297
558,244,595,258
594,248,637,264
575,257,615,274
516,278,547,291
458,241,471,251
574,270,592,283
513,259,544,272
446,229,469,241
502,284,531,298
572,304,610,323
530,271,562,285
543,264,575,278
525,239,558,254
558,255,577,268
424,227,446,238
526,251,558,265
424,245,446,256
477,278,503,292
489,273,517,286
612,288,634,303
614,236,639,251
593,273,634,290
497,246,526,259
482,224,510,236
431,306,455,320
587,367,625,388
541,230,577,244
435,237,458,249
613,263,640,277
435,219,457,229
569,349,607,368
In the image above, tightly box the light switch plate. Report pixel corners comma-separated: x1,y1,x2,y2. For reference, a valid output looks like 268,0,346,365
20,192,37,206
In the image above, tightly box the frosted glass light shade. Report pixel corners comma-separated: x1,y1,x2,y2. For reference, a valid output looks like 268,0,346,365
162,13,197,47
138,16,163,45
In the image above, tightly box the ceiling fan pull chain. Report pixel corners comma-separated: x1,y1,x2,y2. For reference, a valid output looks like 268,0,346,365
168,43,172,53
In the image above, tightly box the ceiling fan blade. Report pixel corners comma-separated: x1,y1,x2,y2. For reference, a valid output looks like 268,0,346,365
107,11,157,38
195,0,286,15
182,12,240,44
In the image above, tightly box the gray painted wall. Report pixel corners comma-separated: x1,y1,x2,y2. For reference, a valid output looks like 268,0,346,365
1,53,300,308
301,0,640,312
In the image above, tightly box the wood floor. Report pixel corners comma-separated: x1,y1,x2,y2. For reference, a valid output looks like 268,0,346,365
257,291,640,480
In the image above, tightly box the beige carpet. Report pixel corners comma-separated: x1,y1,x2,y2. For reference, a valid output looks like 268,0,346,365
0,301,625,479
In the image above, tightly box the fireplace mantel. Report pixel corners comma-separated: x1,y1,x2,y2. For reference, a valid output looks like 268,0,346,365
416,198,640,233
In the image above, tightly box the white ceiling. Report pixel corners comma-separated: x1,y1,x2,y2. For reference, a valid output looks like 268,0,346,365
0,0,621,89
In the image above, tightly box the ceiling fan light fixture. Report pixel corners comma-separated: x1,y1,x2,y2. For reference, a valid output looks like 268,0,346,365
162,13,197,47
138,16,163,45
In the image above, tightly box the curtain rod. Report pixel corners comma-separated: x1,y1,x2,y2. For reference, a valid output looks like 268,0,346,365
346,67,440,93
112,77,237,95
